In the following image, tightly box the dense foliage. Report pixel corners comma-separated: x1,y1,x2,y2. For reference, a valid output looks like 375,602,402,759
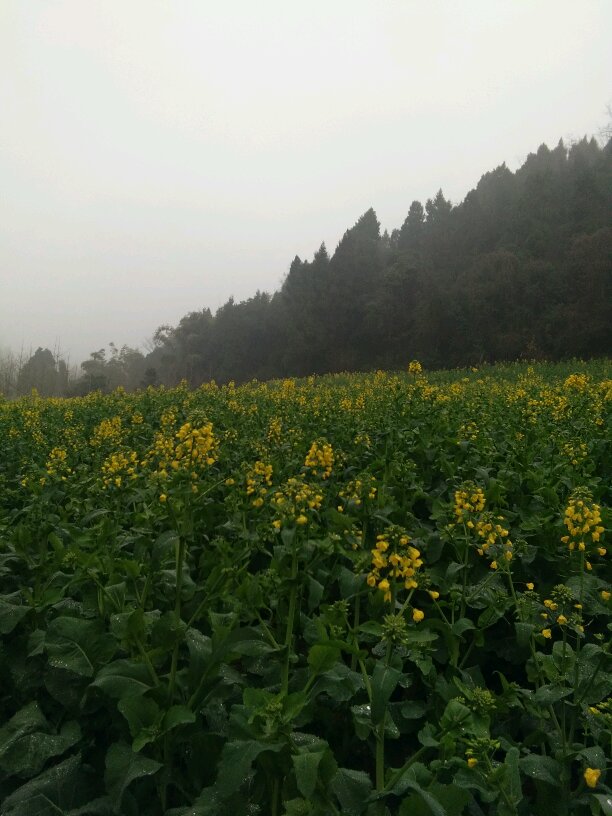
0,360,610,814
2,135,610,398
146,136,612,385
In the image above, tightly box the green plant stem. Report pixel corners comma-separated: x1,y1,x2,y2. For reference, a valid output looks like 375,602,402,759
484,754,517,814
350,592,361,672
168,536,186,703
358,659,373,703
384,745,428,790
271,776,280,816
459,522,471,620
375,640,393,792
281,547,298,696
136,636,160,686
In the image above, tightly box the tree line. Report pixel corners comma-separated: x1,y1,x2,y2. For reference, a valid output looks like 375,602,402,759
3,135,611,396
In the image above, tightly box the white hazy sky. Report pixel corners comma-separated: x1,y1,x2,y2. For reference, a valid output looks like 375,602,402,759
1,1,611,366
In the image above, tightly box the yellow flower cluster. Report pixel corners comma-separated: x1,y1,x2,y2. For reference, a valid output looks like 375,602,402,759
453,483,486,523
561,488,605,563
267,416,282,445
458,421,479,442
338,475,377,512
564,373,590,391
561,441,588,466
538,584,583,638
353,432,371,448
588,699,611,728
473,513,513,564
174,421,217,469
271,477,323,530
408,360,423,375
304,440,334,479
367,526,423,601
90,416,122,448
101,451,138,488
146,421,217,494
45,447,72,480
246,460,273,508
148,431,175,477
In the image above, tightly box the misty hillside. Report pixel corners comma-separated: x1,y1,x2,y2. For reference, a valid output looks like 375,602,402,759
144,136,611,385
3,135,612,396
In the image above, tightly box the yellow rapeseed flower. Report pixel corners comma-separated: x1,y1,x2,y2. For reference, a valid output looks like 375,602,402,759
584,768,601,788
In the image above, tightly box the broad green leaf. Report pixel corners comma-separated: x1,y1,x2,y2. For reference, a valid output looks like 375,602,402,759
215,739,284,797
315,663,364,702
329,767,373,816
371,662,401,725
0,721,80,779
163,705,196,732
503,747,521,805
117,695,161,750
0,595,29,634
593,794,612,816
400,701,428,719
104,741,161,809
519,753,562,785
308,644,341,677
515,622,535,648
292,750,326,798
440,699,471,733
2,754,84,813
45,617,116,678
90,659,156,700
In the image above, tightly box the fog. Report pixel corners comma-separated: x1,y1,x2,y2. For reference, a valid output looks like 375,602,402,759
1,0,610,365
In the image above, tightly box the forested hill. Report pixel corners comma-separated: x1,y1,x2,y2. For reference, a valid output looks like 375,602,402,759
144,136,611,386
12,135,607,397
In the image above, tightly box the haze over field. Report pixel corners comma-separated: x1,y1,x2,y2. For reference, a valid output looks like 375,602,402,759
1,0,611,365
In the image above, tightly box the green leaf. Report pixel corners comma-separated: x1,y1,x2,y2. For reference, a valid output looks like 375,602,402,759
315,663,364,702
417,723,439,748
329,768,373,816
394,779,447,816
519,753,562,786
117,696,161,750
371,662,401,725
400,701,428,719
533,685,572,705
552,640,575,674
0,722,81,779
216,739,284,797
45,617,116,678
440,699,471,733
104,741,162,809
593,794,612,816
2,754,83,814
0,595,29,634
292,750,325,798
503,747,521,805
307,577,324,611
308,643,341,677
451,619,475,637
90,659,156,700
163,705,196,732
515,622,535,648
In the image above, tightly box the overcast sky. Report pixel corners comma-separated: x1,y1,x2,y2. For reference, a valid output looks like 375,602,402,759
1,1,610,366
